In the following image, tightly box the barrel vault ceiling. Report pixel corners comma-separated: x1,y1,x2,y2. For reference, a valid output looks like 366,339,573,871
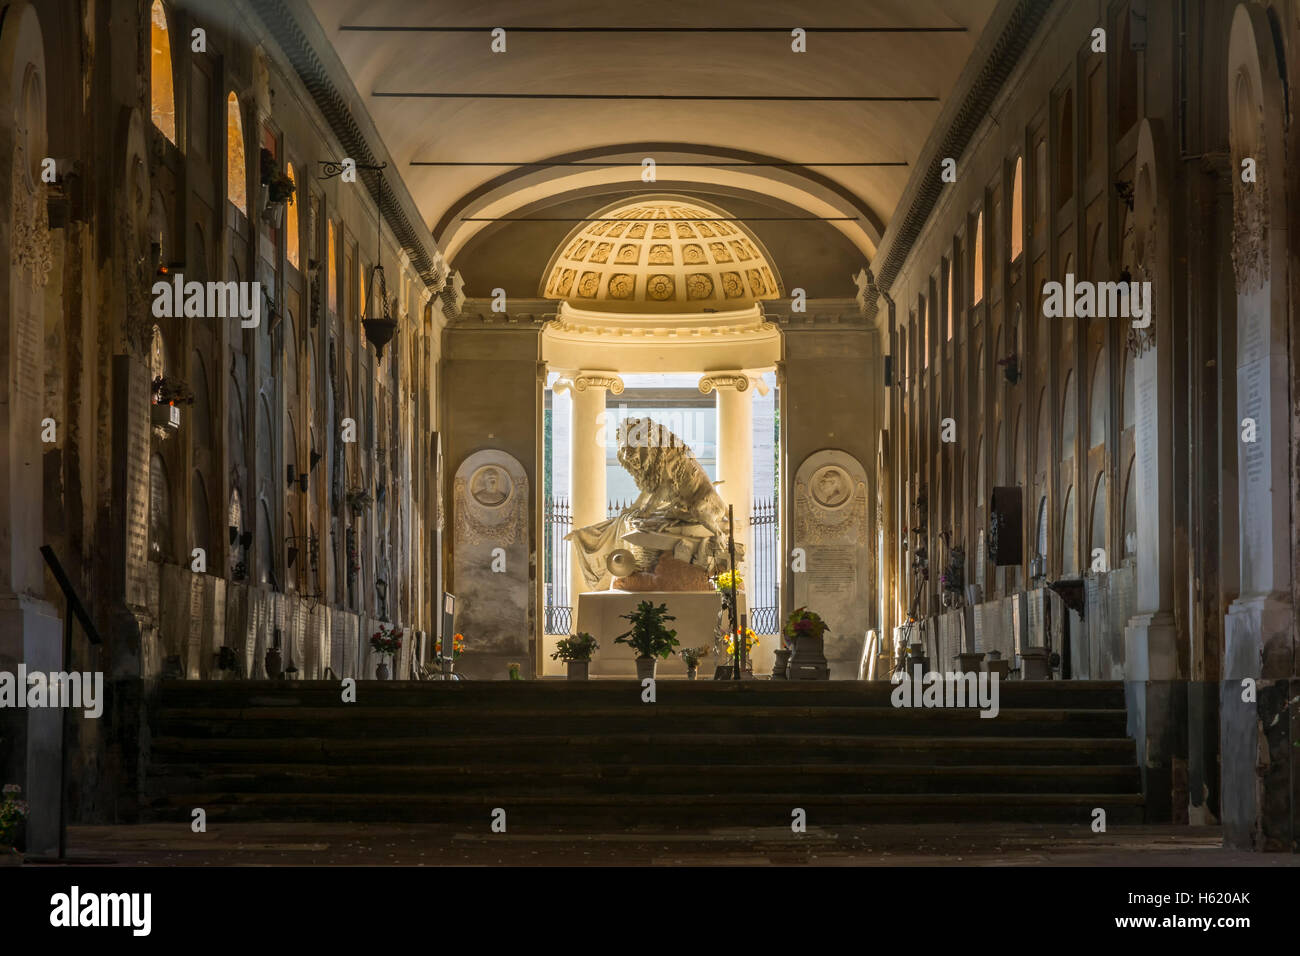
303,0,1000,299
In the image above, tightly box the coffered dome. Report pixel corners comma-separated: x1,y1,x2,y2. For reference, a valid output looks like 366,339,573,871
540,196,783,313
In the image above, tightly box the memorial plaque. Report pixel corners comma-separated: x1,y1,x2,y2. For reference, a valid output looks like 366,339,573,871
452,450,530,677
1027,588,1045,647
792,449,871,678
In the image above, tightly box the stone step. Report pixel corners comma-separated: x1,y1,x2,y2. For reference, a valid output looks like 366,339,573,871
153,679,1128,710
150,733,1137,766
144,791,1146,826
145,761,1142,796
152,706,1129,739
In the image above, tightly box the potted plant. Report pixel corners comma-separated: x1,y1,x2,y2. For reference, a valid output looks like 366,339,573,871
369,623,402,679
551,631,599,680
0,785,28,861
782,607,830,680
436,632,465,676
680,645,710,680
615,600,679,680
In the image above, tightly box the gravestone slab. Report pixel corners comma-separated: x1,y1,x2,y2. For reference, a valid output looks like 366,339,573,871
792,449,871,678
453,449,531,678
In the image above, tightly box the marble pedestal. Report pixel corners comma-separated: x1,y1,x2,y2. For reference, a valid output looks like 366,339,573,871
574,590,724,677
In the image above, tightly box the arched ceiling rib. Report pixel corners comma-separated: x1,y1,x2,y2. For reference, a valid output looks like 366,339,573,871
304,0,1000,272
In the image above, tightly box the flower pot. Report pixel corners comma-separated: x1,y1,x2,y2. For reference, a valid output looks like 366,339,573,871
566,660,590,681
772,647,791,679
788,632,829,680
375,661,390,680
635,657,657,681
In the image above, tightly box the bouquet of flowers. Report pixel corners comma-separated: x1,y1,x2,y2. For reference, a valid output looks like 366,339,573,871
0,785,28,848
724,627,759,658
711,569,744,613
782,606,829,645
369,623,403,660
436,632,466,659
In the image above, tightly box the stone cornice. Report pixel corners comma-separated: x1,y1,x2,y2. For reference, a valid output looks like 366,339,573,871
761,297,871,329
244,0,447,293
866,0,1055,322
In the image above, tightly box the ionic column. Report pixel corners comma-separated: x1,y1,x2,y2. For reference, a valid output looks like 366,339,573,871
557,371,623,601
699,371,766,569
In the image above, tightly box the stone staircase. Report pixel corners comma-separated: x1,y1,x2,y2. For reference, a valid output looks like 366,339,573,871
143,680,1144,829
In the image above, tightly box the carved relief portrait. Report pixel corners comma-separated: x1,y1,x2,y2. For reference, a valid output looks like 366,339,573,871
811,465,852,509
470,465,512,508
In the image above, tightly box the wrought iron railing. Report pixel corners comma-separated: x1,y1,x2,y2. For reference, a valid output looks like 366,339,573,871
543,495,782,636
544,495,571,634
749,497,779,634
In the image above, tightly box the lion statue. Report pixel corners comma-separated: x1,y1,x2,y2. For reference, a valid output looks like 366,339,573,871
567,417,743,591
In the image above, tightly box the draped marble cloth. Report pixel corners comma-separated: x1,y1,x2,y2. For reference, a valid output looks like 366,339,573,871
567,417,744,591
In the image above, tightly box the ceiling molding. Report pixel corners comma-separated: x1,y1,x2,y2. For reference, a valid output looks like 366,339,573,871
866,0,1055,322
246,0,447,292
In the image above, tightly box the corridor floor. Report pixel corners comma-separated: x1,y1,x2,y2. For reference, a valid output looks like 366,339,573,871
47,822,1296,866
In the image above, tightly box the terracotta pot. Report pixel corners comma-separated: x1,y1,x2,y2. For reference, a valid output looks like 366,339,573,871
566,660,590,681
635,657,657,681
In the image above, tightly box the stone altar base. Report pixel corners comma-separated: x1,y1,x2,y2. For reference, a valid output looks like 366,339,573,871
575,590,724,678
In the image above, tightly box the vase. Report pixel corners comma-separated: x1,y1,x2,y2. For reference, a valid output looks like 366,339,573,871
772,647,791,680
265,647,283,680
567,660,589,681
788,632,830,680
635,657,657,681
375,661,390,680
686,665,697,680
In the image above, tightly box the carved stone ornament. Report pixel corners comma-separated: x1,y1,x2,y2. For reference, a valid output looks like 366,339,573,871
794,475,869,546
574,371,625,394
454,466,528,545
1231,128,1269,295
698,372,752,394
12,142,52,291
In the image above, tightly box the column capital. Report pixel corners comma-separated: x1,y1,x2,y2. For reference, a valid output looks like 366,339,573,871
555,370,624,395
698,370,769,396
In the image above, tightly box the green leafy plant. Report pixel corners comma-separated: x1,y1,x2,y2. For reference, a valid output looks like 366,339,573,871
615,601,680,660
680,645,710,668
551,631,599,663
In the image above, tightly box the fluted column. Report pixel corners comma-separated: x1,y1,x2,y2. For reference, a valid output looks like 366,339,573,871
557,371,624,601
699,371,765,570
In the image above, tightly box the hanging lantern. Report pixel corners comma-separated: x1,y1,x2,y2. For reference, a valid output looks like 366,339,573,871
362,171,398,361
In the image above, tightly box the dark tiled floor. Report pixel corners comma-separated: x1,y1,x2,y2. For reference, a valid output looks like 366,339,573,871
41,822,1296,866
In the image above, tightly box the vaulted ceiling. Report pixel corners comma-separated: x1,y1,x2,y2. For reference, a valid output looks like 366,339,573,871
304,0,999,299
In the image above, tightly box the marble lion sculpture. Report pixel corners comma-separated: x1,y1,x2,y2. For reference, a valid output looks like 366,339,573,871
567,417,743,592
